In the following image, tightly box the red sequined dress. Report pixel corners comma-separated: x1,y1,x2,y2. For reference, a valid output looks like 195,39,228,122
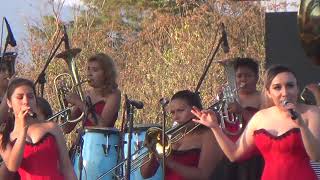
165,148,201,180
16,133,64,180
254,128,317,180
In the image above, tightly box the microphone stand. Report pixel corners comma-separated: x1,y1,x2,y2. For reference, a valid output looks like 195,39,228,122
125,95,134,180
194,35,225,94
34,36,64,97
161,101,167,180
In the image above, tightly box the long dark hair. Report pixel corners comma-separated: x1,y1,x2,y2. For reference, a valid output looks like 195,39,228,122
171,90,206,131
261,65,297,108
0,78,35,150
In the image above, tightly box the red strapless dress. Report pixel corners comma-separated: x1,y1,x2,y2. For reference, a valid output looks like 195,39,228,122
17,133,64,180
165,148,201,180
254,128,317,180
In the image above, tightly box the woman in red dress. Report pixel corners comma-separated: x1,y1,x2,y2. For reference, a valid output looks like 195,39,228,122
140,90,223,180
192,65,320,180
63,53,121,133
0,78,76,180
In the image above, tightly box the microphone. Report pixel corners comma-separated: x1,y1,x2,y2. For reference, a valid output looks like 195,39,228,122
159,97,169,107
4,17,17,47
221,23,229,53
27,111,37,119
282,100,299,120
127,99,144,109
63,25,70,49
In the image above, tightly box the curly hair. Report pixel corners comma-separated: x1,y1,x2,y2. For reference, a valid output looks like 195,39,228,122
88,53,118,95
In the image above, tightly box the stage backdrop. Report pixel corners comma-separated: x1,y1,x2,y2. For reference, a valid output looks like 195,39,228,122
265,12,320,104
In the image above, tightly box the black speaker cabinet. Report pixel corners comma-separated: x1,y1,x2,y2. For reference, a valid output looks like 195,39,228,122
265,12,320,104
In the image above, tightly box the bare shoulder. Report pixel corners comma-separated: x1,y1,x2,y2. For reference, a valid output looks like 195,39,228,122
111,88,121,97
42,121,62,136
105,88,121,100
247,108,264,123
247,107,272,129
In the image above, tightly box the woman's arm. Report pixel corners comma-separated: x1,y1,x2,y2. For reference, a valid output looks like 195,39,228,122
299,106,320,161
165,130,223,180
0,92,9,124
50,122,77,180
94,89,121,127
0,126,28,172
140,154,160,179
61,107,82,134
62,92,85,133
191,108,258,162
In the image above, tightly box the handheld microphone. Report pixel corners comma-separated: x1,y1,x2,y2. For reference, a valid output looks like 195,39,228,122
282,100,299,120
27,111,37,119
4,17,17,47
221,23,229,53
127,99,144,109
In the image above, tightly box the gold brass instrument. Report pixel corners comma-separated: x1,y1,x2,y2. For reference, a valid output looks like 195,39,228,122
54,41,85,123
143,120,200,158
298,0,320,103
298,0,320,65
98,121,201,180
209,59,244,136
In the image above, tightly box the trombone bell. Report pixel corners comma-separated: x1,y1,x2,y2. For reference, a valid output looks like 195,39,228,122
144,127,171,158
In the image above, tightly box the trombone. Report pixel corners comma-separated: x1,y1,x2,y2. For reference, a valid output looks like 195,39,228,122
97,120,201,180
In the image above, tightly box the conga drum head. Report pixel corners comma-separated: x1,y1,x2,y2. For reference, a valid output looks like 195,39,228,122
84,126,120,135
130,123,161,132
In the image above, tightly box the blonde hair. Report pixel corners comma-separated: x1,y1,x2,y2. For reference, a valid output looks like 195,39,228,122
88,53,118,95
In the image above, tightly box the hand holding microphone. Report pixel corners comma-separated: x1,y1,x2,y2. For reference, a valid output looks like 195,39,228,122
282,100,299,120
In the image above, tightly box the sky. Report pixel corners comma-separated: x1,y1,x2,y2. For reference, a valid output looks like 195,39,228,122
0,0,83,61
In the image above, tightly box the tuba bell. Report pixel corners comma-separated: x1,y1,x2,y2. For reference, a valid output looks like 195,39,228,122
298,0,320,65
209,59,244,136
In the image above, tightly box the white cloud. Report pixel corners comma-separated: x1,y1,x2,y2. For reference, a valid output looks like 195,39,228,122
54,0,85,7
